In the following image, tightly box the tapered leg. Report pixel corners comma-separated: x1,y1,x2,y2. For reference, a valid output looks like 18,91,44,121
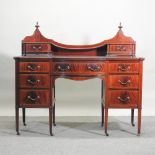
53,104,56,126
101,80,104,126
101,105,104,126
22,108,26,126
131,109,135,126
104,108,109,136
16,107,20,135
49,107,53,136
137,108,141,136
53,85,56,126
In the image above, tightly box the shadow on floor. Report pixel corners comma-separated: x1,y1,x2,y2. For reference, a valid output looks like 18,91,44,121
0,116,154,138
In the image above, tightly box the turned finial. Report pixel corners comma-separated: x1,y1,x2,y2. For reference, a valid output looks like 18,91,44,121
35,22,40,29
118,22,123,29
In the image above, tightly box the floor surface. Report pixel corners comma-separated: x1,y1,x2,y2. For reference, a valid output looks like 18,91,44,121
0,116,155,155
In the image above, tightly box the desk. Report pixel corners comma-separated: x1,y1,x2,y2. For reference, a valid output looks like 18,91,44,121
14,23,144,136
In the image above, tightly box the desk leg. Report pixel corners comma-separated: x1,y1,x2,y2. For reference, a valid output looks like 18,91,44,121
101,80,104,126
49,107,53,136
53,85,56,126
104,108,109,136
101,105,104,126
22,108,26,126
53,104,56,126
137,108,141,136
16,107,20,135
131,109,135,126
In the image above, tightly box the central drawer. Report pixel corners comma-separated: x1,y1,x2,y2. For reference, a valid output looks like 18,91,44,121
53,62,106,75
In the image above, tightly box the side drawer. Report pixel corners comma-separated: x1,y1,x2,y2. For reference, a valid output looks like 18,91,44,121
109,62,139,73
107,90,139,108
19,74,50,88
19,62,50,73
19,90,50,107
109,75,139,89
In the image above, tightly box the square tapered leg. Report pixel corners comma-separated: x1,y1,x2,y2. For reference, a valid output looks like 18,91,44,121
104,108,109,136
137,108,142,136
131,109,135,126
49,107,53,136
22,108,26,126
16,107,20,135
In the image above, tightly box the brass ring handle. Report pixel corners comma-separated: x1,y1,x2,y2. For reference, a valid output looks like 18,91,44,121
117,96,130,103
118,80,131,85
57,64,71,71
87,65,101,71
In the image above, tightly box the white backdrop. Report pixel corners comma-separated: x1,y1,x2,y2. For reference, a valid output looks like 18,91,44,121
0,0,155,116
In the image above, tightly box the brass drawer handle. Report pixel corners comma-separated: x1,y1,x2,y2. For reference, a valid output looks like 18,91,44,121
57,64,71,71
31,45,42,50
27,76,40,85
87,64,101,71
26,91,40,104
118,64,130,71
118,79,131,86
117,96,130,104
116,45,126,51
27,95,40,101
27,64,41,71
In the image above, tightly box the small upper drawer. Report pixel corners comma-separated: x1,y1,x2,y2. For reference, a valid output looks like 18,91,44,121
25,43,51,53
19,62,50,73
109,62,139,73
109,44,134,52
19,74,50,88
109,75,139,89
108,44,135,55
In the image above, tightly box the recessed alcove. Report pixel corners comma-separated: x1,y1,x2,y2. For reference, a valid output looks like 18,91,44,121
55,78,102,117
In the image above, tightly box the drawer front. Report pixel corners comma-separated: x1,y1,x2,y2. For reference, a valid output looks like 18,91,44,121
19,90,50,107
109,75,139,89
19,62,50,73
19,74,50,88
25,44,51,52
54,62,105,75
109,45,134,52
109,62,139,73
107,90,139,107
